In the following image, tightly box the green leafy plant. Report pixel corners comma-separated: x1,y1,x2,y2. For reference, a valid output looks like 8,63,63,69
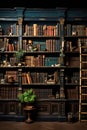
15,49,25,61
18,88,36,104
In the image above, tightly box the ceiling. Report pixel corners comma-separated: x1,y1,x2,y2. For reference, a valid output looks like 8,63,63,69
0,0,87,9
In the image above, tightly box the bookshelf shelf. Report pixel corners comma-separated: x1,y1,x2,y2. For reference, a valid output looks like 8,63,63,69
0,7,87,122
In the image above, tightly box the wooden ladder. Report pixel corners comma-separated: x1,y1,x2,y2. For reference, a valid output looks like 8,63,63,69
79,38,87,122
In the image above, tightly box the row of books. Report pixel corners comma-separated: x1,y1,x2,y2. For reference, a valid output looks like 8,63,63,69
0,23,19,36
0,102,17,115
65,72,79,84
0,71,59,85
33,88,52,99
65,24,87,36
22,71,59,84
24,23,61,36
25,56,59,67
1,23,56,36
0,38,19,52
66,86,79,99
0,86,79,100
22,39,61,52
0,38,61,52
1,23,87,37
0,86,17,99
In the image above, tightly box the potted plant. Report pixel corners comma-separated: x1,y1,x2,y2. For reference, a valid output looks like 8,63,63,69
18,88,36,123
18,88,36,105
15,49,25,66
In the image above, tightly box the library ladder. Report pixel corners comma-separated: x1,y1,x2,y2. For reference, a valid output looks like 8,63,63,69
79,38,87,122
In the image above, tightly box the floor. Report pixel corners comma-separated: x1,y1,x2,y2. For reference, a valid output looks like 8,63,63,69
0,121,87,130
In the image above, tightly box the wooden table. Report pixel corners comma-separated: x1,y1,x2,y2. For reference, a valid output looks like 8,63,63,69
24,106,35,123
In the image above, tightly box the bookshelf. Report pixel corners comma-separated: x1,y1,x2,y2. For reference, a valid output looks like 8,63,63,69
0,7,87,122
65,8,87,122
21,8,66,121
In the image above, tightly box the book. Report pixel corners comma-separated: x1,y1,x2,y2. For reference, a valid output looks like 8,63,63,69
26,72,32,84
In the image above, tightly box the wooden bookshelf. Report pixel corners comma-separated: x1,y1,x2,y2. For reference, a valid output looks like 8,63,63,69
0,7,87,122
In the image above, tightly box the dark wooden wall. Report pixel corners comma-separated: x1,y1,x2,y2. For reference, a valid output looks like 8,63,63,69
0,0,86,8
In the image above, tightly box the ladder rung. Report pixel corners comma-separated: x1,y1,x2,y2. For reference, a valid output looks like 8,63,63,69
81,112,87,114
81,86,87,87
81,94,87,95
82,45,87,47
81,61,87,63
81,103,87,105
80,120,87,122
82,53,87,56
81,69,87,71
81,77,87,79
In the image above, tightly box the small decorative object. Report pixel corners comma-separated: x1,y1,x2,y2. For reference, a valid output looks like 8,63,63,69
68,112,73,123
72,31,76,36
26,40,33,52
46,74,56,85
0,79,5,84
59,87,65,99
3,60,7,66
7,76,15,83
59,48,65,66
33,45,38,51
56,91,59,99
